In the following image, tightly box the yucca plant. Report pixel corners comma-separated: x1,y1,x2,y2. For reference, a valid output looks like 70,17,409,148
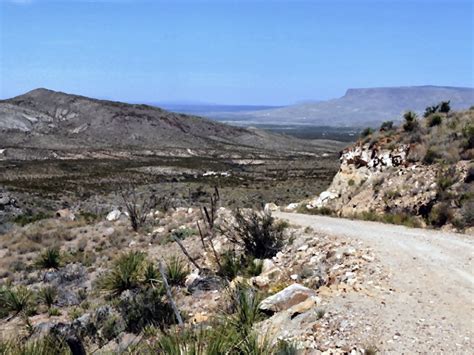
38,286,58,309
227,284,263,336
165,256,188,287
0,335,71,355
35,247,61,269
100,250,146,296
0,285,34,318
143,262,160,287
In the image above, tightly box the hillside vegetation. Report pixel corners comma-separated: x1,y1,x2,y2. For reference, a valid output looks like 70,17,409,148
303,103,474,231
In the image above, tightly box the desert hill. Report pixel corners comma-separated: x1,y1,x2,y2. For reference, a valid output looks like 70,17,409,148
0,89,339,159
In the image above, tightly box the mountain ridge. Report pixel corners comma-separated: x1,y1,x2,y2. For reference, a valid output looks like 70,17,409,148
0,88,339,160
209,85,474,127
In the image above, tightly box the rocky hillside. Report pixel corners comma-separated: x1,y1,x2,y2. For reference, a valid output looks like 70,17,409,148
0,191,385,354
218,86,474,127
301,106,474,232
0,89,334,160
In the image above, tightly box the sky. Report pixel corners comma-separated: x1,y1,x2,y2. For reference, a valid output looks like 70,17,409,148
0,0,473,105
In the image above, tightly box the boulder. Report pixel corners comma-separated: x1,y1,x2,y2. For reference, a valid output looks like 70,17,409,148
55,209,75,221
264,203,279,213
106,209,122,221
259,283,317,313
286,203,300,211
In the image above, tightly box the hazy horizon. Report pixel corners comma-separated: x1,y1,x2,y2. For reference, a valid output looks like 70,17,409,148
1,0,473,105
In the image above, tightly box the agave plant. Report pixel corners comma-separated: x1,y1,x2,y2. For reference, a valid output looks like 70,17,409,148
100,250,146,296
35,247,61,269
0,285,34,317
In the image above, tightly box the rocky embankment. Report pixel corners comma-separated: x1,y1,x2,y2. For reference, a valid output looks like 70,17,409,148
295,108,474,232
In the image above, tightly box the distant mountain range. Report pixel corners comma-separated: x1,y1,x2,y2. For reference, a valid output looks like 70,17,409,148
0,89,339,160
177,86,474,127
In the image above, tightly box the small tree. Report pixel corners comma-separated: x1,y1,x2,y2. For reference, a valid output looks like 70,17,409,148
380,121,394,131
403,111,418,132
423,104,439,118
439,100,451,114
120,184,157,232
360,127,374,138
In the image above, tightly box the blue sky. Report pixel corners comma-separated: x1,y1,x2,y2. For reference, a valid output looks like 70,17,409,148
0,0,472,105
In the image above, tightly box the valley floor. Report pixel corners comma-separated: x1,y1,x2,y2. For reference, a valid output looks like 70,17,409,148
276,212,474,353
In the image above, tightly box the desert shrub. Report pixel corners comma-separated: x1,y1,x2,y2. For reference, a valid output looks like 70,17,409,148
99,250,146,296
439,100,451,114
423,148,442,165
48,307,61,317
118,287,175,333
296,204,334,216
462,124,474,150
13,212,51,227
101,314,126,341
0,285,34,318
360,127,374,138
218,250,241,280
348,179,355,186
460,200,474,227
165,256,188,287
226,210,284,259
172,227,196,240
0,335,71,355
427,114,442,127
382,212,421,228
218,251,263,281
403,111,418,132
379,121,394,131
120,184,157,232
437,171,457,192
424,104,439,117
38,286,58,308
428,203,452,227
465,166,474,183
35,247,61,269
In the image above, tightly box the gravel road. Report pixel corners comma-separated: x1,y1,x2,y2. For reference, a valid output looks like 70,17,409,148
275,212,474,353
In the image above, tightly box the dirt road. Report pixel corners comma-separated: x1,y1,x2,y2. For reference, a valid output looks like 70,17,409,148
275,212,474,353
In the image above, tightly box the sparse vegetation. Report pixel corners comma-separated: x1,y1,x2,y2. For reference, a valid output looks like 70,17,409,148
403,111,419,132
35,247,61,269
99,250,147,296
226,210,285,259
0,285,34,318
165,256,188,287
38,286,58,309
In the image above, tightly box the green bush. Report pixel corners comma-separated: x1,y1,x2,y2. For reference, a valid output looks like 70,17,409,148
226,210,285,259
360,127,374,138
13,212,51,227
427,114,442,127
423,148,441,165
380,121,394,131
118,287,175,333
99,251,146,297
424,104,439,117
403,111,419,132
439,100,451,114
35,247,62,269
428,203,452,227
